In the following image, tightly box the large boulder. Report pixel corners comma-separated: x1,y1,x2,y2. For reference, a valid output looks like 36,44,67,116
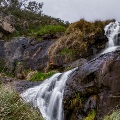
0,14,15,35
63,49,120,120
2,37,55,78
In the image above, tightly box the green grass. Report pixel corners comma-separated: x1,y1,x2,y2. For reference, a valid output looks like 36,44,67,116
60,48,75,59
103,110,120,120
84,110,96,120
30,71,55,81
36,25,66,36
0,85,43,120
60,48,74,55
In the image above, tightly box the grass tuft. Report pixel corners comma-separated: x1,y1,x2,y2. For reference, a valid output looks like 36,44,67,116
0,85,43,120
36,25,66,36
30,71,55,82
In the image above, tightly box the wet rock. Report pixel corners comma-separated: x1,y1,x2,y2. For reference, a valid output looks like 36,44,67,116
63,49,120,120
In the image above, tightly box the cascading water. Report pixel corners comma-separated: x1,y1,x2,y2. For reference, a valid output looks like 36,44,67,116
21,69,76,120
20,21,120,120
102,21,120,54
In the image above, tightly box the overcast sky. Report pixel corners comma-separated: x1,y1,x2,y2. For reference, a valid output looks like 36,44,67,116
34,0,120,23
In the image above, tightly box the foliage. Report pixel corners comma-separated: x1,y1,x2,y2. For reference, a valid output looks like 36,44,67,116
60,48,75,60
48,19,114,64
30,71,56,81
0,0,68,38
0,0,43,14
26,1,43,14
66,19,114,35
84,110,96,120
60,48,74,55
0,85,43,120
36,25,66,36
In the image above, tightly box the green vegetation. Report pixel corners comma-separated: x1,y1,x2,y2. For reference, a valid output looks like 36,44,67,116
36,25,66,36
0,85,43,120
0,0,68,39
66,19,114,35
69,93,83,109
48,19,114,64
84,110,96,120
30,71,55,81
60,48,75,60
103,110,120,120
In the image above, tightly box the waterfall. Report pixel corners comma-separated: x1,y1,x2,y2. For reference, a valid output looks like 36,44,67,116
21,69,76,120
20,21,120,120
102,21,120,54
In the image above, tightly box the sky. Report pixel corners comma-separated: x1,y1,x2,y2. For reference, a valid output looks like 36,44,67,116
34,0,120,23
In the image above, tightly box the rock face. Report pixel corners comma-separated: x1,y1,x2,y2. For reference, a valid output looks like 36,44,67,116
0,37,55,78
63,49,120,120
0,14,15,36
0,41,5,69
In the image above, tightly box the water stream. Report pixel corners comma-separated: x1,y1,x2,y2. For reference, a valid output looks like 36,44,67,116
102,21,120,54
21,69,76,120
21,21,120,120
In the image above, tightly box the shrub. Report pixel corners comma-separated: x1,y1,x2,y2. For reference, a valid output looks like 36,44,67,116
48,19,114,65
0,85,43,120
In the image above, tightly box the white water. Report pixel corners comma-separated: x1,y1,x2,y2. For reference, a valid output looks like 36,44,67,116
21,69,76,120
20,21,120,120
102,21,120,54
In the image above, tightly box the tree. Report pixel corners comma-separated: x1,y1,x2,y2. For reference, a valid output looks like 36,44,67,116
26,1,43,14
0,0,43,14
